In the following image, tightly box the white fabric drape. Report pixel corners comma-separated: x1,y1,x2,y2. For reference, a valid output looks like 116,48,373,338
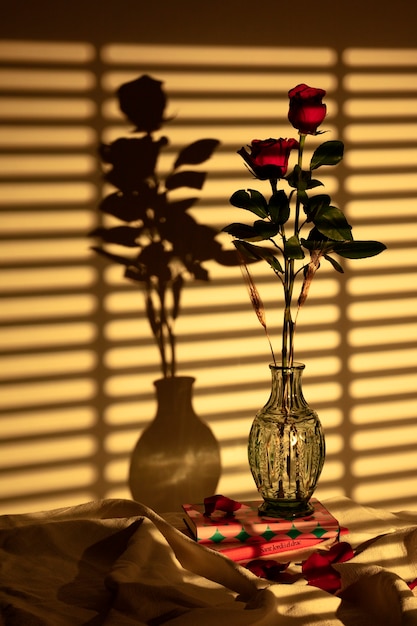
1,497,417,625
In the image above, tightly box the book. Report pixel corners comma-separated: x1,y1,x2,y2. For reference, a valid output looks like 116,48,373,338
202,535,333,563
182,498,340,546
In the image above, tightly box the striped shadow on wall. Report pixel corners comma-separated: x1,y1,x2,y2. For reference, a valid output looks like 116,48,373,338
0,41,416,513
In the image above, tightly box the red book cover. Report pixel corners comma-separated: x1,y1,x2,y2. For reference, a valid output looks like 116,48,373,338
205,535,332,563
182,498,340,545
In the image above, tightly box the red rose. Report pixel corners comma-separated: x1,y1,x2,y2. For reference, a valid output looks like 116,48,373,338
237,138,299,180
288,84,327,135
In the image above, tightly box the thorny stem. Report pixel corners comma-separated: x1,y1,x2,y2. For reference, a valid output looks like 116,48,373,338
280,133,306,372
294,133,306,238
269,133,307,415
290,133,306,367
269,178,290,370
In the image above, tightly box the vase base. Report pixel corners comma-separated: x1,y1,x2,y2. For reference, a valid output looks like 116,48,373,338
258,498,314,519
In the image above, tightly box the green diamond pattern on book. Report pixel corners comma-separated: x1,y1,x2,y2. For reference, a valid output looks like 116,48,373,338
234,528,251,542
311,524,328,538
261,526,277,542
208,529,227,543
183,498,340,547
287,524,302,540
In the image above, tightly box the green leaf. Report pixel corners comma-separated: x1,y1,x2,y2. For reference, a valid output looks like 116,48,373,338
297,189,309,206
333,240,387,259
307,194,331,209
165,170,206,190
173,139,220,168
284,235,305,260
268,190,290,224
222,222,264,241
310,140,344,170
301,238,334,253
286,166,298,189
314,205,353,241
234,241,283,274
233,240,260,261
253,220,280,239
229,189,268,218
265,256,283,274
307,179,324,189
303,194,331,221
324,254,344,273
286,165,312,191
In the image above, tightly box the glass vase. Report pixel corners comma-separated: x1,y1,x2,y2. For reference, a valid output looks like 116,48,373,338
248,362,325,518
129,376,221,513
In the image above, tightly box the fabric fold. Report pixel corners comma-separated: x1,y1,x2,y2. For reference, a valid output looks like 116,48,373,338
1,496,417,625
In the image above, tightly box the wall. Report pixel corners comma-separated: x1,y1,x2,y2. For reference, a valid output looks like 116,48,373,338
1,0,417,513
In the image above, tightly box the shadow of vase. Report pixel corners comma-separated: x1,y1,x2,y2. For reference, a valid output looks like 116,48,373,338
128,376,221,512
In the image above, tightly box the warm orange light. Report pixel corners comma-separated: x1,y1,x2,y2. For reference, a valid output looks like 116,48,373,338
0,40,416,513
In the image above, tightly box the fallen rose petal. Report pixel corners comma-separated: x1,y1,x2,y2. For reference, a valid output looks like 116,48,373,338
246,559,290,580
302,542,354,594
203,494,242,517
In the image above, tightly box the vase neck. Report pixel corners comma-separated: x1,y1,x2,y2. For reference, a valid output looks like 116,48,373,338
268,363,307,413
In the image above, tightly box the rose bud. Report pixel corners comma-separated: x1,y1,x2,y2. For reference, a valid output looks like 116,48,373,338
288,84,327,135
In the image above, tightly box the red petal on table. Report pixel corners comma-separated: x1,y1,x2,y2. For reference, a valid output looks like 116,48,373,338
203,494,242,517
302,542,354,594
245,559,290,580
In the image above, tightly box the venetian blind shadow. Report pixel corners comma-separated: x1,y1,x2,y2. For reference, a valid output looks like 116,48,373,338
0,41,416,514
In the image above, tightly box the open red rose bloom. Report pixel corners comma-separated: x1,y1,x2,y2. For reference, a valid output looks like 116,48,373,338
237,137,299,180
288,83,327,135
